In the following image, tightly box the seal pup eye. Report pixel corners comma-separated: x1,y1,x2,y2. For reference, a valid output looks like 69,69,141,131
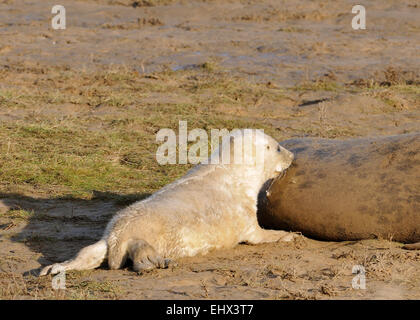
266,145,270,150
277,146,281,152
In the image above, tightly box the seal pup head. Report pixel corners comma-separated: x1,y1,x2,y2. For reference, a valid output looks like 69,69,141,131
210,129,294,184
258,132,294,181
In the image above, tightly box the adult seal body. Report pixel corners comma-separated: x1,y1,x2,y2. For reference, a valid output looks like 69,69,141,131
258,133,420,249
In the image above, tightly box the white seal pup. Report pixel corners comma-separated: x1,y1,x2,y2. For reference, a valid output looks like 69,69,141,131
40,130,295,275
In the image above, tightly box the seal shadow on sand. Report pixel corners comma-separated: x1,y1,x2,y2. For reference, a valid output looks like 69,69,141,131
1,179,297,277
0,191,151,276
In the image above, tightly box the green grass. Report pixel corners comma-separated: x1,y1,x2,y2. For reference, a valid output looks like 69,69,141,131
392,84,420,95
293,80,341,92
0,65,418,199
0,209,34,221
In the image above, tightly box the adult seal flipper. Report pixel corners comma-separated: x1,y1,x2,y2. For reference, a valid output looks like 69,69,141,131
258,133,420,245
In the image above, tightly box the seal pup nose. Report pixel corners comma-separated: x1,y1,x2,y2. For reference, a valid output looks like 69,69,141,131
289,150,294,161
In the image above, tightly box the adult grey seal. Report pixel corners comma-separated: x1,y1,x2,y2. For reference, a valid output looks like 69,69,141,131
258,133,420,249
